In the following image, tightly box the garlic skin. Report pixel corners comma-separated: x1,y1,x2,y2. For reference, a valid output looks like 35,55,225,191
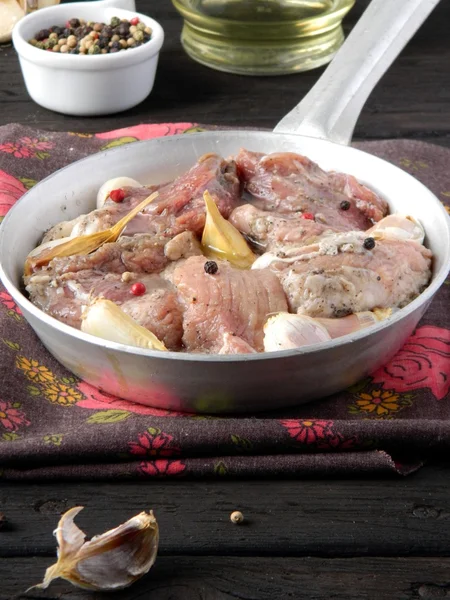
32,507,159,591
314,309,392,339
368,214,425,244
97,177,142,209
201,191,256,269
264,309,393,352
81,298,168,352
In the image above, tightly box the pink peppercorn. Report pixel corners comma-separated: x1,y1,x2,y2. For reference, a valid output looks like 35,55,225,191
109,188,125,203
130,282,146,296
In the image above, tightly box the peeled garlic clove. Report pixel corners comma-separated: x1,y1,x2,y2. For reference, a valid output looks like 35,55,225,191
368,214,425,244
97,177,142,209
30,507,159,591
81,298,167,352
201,191,256,269
264,312,331,352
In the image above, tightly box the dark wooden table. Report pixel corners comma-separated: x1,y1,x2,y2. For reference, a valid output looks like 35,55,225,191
1,1,450,598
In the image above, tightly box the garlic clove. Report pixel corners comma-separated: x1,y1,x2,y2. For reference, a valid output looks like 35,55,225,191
26,236,74,260
314,311,380,339
201,191,256,269
264,309,394,352
264,312,331,352
368,214,425,244
81,298,167,352
97,177,143,209
24,191,158,276
30,507,159,591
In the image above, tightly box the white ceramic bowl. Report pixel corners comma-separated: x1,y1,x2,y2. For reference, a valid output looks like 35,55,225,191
12,0,164,116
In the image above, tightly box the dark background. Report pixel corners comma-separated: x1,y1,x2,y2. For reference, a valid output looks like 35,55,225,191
0,0,449,145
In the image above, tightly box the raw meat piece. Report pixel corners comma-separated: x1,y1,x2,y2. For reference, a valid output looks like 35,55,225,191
40,235,169,278
218,333,258,354
256,232,432,317
26,271,184,350
172,255,288,352
43,153,240,243
230,203,335,251
235,149,388,227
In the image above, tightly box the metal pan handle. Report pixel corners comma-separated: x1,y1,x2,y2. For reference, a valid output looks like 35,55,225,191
273,0,441,145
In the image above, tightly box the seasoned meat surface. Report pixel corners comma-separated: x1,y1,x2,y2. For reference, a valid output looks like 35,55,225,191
259,232,432,317
172,256,288,352
235,149,388,227
26,271,184,350
44,153,240,244
26,149,433,355
45,235,169,277
230,203,336,251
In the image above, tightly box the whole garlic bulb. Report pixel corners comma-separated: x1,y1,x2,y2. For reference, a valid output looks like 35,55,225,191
30,507,159,591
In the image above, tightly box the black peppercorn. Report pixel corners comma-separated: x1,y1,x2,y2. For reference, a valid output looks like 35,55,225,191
118,23,129,36
63,28,73,38
35,29,50,41
52,26,63,36
340,200,350,211
363,237,376,250
204,261,219,275
69,18,80,28
111,40,121,50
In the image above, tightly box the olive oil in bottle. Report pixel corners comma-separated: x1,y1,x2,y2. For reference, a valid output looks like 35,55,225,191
172,0,354,75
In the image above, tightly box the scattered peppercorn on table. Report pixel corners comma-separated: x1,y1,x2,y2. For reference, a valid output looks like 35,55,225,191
1,1,450,598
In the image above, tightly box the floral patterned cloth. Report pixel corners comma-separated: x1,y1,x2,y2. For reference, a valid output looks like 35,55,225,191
0,122,449,480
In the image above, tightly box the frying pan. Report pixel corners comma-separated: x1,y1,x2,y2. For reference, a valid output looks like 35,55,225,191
1,0,449,414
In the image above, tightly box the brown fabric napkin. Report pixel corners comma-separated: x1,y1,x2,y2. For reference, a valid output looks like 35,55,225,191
0,122,449,480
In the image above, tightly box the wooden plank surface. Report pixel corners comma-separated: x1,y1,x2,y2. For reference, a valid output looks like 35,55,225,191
1,556,450,600
0,0,449,145
1,1,450,598
1,464,450,559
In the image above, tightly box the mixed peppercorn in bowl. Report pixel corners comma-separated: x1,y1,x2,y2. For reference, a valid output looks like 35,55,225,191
28,15,153,55
12,3,164,115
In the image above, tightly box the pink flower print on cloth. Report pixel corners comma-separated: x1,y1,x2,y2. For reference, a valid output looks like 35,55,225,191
371,326,450,400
